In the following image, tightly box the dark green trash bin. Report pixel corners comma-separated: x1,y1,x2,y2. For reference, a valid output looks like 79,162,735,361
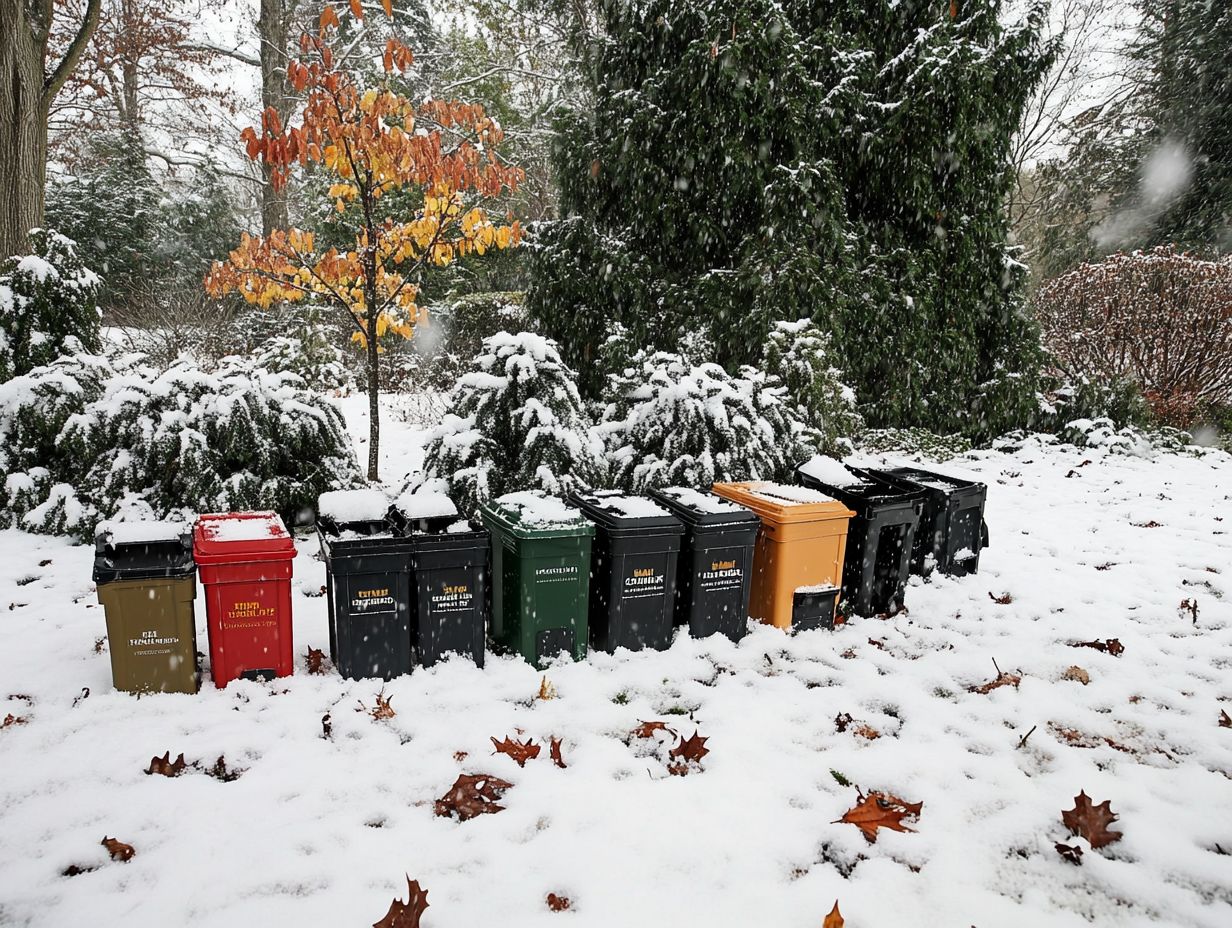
390,490,488,669
649,487,758,641
480,492,594,667
569,491,684,653
317,489,414,681
93,522,199,694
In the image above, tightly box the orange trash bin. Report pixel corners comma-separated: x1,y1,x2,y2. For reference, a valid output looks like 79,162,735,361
711,482,855,631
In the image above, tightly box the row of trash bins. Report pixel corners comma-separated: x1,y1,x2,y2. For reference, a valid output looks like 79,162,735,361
92,462,988,694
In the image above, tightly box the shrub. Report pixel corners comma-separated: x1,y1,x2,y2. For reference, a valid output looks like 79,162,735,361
761,318,862,456
419,332,604,514
0,351,362,536
856,428,972,461
600,350,809,492
249,327,351,393
1034,247,1232,426
0,230,101,380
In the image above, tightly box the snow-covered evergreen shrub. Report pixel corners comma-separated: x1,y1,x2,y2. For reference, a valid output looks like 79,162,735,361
1035,375,1150,433
419,332,604,514
856,428,973,461
0,352,363,536
0,230,101,381
600,350,808,492
761,318,862,456
249,328,351,393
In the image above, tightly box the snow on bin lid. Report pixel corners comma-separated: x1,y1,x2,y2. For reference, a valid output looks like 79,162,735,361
193,511,295,561
96,519,189,546
391,488,459,521
576,490,671,519
317,488,390,524
798,455,865,488
711,481,855,525
747,482,836,505
490,491,589,529
655,487,744,515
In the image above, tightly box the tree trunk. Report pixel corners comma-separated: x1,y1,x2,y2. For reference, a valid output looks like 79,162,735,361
258,0,290,235
366,308,381,482
0,0,101,258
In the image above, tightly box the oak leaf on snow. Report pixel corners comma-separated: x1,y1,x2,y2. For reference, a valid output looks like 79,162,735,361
1061,791,1121,848
837,791,922,843
373,876,429,928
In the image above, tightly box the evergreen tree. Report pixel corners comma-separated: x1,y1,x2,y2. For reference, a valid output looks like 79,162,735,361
761,318,862,456
529,0,1051,439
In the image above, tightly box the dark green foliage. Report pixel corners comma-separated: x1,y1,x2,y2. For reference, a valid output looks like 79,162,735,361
0,230,102,380
761,318,862,456
529,0,1052,440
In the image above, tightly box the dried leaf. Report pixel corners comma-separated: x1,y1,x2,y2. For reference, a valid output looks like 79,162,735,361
546,893,571,912
631,720,675,739
1220,710,1231,729
823,901,844,927
1054,842,1084,865
969,671,1021,694
2,713,27,728
1061,791,1122,849
453,750,468,762
834,712,853,733
1071,639,1124,656
146,751,187,777
322,713,333,739
1061,666,1090,685
360,692,396,720
434,773,513,821
205,755,244,782
669,731,709,765
537,677,558,701
837,791,922,843
491,735,541,767
853,724,880,740
373,876,429,928
549,737,567,769
988,591,1013,604
101,836,135,862
305,647,326,674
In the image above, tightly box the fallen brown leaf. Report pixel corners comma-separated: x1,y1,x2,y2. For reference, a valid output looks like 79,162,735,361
434,773,513,821
669,731,709,766
988,591,1013,605
1062,791,1122,849
491,735,541,767
373,876,429,928
146,751,187,777
305,647,326,674
101,836,135,862
2,713,27,728
546,893,571,912
968,671,1021,695
1054,842,1084,865
837,791,922,843
537,676,558,700
631,720,675,739
1071,639,1124,656
853,724,880,740
823,901,844,928
834,712,853,733
549,737,567,769
1220,710,1231,729
360,692,396,720
205,755,244,782
1061,666,1090,685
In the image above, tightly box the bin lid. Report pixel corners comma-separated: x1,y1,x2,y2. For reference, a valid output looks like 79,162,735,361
649,487,758,527
389,488,469,536
193,511,296,563
317,488,391,524
569,490,683,532
711,481,855,524
93,520,194,582
797,458,923,507
876,466,983,496
480,491,595,540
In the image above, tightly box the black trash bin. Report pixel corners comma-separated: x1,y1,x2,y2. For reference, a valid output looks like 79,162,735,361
317,489,414,680
390,490,488,669
649,487,759,641
796,458,924,617
863,466,989,577
569,491,684,653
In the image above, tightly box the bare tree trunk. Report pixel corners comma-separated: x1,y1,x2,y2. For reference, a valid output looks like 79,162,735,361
258,0,290,235
0,0,101,258
366,313,380,482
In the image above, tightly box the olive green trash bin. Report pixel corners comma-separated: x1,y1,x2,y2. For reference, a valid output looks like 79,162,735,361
93,522,200,694
480,492,594,667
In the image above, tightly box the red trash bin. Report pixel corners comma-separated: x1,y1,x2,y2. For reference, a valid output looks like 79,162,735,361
193,512,297,687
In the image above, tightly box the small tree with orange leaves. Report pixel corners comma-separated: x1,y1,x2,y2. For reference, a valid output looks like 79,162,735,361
205,3,522,481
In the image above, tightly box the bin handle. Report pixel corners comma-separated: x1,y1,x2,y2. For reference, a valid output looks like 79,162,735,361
980,520,990,550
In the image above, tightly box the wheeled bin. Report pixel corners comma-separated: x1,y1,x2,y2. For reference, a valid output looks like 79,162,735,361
711,482,855,631
480,492,594,667
317,488,413,680
649,487,759,641
93,522,199,694
569,491,684,653
390,489,488,669
796,457,924,616
193,512,296,687
864,466,989,576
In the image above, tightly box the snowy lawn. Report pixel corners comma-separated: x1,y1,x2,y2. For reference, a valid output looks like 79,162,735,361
1,408,1230,927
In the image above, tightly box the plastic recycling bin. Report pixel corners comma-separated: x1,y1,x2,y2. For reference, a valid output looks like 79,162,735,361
568,491,684,653
480,492,594,667
390,489,488,669
93,522,199,694
864,466,989,576
711,481,855,631
193,512,296,687
317,488,413,681
649,487,759,641
796,458,924,617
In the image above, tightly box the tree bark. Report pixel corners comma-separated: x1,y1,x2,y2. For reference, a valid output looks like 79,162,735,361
258,0,290,235
0,0,101,258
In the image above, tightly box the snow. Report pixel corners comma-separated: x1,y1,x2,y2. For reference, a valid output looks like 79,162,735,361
96,520,189,545
196,512,288,543
316,489,390,524
494,490,587,527
1,400,1230,928
798,455,865,488
14,255,58,283
746,481,837,505
579,491,671,519
655,486,745,515
392,490,459,521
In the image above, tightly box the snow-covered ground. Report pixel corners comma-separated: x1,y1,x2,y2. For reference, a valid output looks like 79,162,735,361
1,405,1230,928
